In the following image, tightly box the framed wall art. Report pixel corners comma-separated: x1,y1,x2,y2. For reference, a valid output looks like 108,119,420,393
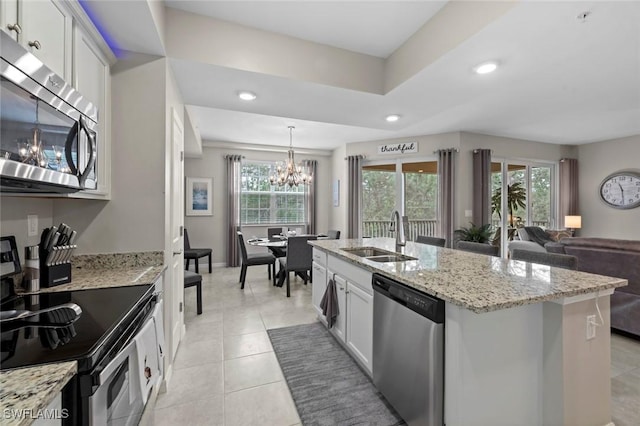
186,177,213,216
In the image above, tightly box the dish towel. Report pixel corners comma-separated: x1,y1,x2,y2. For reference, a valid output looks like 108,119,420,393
320,277,339,328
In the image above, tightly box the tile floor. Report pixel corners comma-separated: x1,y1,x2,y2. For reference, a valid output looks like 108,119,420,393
151,265,315,426
151,266,640,426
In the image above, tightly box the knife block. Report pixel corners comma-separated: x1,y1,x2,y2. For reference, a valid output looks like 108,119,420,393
39,246,72,288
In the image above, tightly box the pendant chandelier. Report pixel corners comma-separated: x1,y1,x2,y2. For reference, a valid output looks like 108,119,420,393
269,126,312,187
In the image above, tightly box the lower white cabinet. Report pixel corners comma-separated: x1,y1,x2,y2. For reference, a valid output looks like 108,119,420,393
345,282,373,372
322,257,373,375
311,261,327,321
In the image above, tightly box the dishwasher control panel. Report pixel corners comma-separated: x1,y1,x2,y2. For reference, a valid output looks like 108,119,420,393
372,273,445,323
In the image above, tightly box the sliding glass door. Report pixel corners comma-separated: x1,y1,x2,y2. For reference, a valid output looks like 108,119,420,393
491,160,555,256
362,159,438,240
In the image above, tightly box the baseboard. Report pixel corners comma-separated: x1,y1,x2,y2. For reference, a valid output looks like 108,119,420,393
186,261,226,271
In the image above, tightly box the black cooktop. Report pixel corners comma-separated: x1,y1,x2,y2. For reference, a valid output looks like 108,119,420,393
1,284,152,372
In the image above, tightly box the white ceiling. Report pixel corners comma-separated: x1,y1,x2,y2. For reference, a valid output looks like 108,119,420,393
83,1,640,151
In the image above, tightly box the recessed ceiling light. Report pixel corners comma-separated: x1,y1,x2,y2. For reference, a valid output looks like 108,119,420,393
474,62,498,74
385,114,400,122
238,91,257,101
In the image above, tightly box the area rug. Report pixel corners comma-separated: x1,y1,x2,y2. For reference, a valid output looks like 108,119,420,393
267,322,405,426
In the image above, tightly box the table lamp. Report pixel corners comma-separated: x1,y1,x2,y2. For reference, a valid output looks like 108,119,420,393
565,215,582,236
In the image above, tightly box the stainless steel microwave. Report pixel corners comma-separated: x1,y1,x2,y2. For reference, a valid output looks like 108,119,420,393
0,31,98,193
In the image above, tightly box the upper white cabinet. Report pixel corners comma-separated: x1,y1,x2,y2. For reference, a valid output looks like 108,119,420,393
72,25,111,197
0,0,72,80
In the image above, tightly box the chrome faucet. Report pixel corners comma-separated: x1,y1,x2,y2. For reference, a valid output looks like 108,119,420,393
389,210,406,247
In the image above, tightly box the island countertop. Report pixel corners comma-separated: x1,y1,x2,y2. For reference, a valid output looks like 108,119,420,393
309,238,627,313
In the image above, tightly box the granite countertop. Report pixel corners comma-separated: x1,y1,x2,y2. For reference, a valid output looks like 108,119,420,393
310,238,628,313
0,361,76,426
19,251,166,294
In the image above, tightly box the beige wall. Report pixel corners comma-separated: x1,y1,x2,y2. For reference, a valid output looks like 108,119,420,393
0,197,54,260
578,135,640,239
185,144,331,265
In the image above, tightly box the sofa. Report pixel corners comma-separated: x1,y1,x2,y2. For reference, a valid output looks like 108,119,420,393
507,227,572,255
545,238,640,338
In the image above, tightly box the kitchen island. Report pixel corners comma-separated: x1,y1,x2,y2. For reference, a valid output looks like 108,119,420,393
309,238,627,426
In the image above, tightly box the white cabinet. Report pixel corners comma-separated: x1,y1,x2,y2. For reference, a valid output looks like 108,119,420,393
32,393,62,425
20,0,72,80
0,0,19,41
345,282,373,372
311,261,327,320
323,254,373,375
331,272,347,343
71,24,111,198
1,0,71,79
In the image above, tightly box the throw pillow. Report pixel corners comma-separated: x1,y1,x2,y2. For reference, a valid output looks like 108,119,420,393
546,229,573,242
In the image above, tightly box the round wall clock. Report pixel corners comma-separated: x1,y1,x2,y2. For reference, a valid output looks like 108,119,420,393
599,171,640,209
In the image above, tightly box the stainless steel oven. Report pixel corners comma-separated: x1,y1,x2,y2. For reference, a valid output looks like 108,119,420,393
0,31,98,193
0,277,162,426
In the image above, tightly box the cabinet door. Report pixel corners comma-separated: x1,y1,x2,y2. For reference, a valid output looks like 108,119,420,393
0,0,19,40
346,282,373,374
332,274,347,343
311,261,327,317
72,25,110,197
20,0,71,79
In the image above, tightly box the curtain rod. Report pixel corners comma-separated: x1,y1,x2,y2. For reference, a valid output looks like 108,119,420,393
223,155,246,159
344,155,366,160
473,148,493,154
433,148,460,154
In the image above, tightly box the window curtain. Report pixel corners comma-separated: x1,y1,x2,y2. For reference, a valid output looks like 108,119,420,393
472,149,492,227
226,155,242,267
559,158,579,226
438,149,457,248
347,155,364,238
303,160,317,235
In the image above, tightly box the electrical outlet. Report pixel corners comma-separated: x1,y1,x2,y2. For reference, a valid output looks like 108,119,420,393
27,215,38,237
586,315,596,340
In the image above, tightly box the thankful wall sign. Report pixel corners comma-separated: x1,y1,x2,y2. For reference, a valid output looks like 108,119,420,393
377,142,418,155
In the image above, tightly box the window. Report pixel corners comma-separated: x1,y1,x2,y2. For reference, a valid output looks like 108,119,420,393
240,161,306,225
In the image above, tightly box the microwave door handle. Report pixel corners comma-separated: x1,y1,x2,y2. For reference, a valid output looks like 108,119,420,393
78,116,96,187
64,121,79,176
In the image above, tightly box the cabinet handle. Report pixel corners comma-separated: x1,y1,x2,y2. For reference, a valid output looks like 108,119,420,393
28,40,41,50
173,250,183,256
338,286,344,291
7,23,22,34
345,290,350,294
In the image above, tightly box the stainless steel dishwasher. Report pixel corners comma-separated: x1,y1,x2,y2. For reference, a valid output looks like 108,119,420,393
372,273,445,426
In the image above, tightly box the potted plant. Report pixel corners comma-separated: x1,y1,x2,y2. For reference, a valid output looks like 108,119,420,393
491,182,526,228
454,223,493,244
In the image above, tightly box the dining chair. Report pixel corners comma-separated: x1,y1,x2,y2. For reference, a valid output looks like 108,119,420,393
456,241,500,257
267,227,282,241
416,235,446,247
511,249,578,270
237,232,276,288
278,235,317,297
184,228,212,273
327,230,341,239
184,270,202,315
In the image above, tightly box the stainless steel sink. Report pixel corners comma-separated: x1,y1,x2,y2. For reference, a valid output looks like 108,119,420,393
341,247,417,263
366,254,417,263
341,247,393,258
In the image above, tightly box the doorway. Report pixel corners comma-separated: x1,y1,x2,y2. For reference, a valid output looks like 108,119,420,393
361,159,438,241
